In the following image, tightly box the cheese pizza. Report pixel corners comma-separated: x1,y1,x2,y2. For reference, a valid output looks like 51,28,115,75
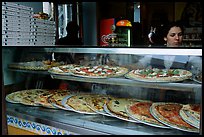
125,68,192,82
70,65,129,78
125,101,168,128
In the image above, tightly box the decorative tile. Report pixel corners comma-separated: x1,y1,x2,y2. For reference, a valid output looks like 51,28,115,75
7,115,79,135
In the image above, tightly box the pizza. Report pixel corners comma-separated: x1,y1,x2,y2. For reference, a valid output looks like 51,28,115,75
48,64,80,75
125,68,192,82
48,89,73,109
125,101,168,128
70,65,129,78
8,60,64,71
150,102,199,133
34,89,57,108
19,89,50,106
65,94,97,114
6,91,25,103
85,94,113,116
106,97,143,120
179,104,200,129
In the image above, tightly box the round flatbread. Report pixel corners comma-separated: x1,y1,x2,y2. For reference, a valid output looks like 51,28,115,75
70,65,129,78
106,97,145,121
150,102,199,133
6,91,24,103
125,68,192,82
8,60,64,71
63,94,97,114
48,89,73,110
48,64,80,75
85,94,113,116
125,102,169,128
19,89,50,106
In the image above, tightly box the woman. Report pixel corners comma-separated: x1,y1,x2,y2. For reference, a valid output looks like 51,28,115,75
162,21,184,47
140,21,185,69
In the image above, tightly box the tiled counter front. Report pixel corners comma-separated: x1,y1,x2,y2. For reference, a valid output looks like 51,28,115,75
7,115,78,135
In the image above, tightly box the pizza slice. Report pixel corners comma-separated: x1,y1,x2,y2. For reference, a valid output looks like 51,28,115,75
20,89,49,106
48,89,72,109
34,89,57,108
85,94,113,115
106,97,143,119
66,94,97,114
6,91,24,103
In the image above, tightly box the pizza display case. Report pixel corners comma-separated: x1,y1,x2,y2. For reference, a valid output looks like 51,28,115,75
2,47,202,135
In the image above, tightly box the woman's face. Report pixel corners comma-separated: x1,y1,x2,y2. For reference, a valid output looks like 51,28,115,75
164,26,183,47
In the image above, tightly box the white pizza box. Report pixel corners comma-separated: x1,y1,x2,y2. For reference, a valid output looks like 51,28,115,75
2,42,34,46
33,41,55,45
2,15,32,22
32,21,56,26
2,34,35,39
33,35,56,39
3,27,33,32
2,9,34,17
2,11,34,18
2,18,32,25
2,23,33,29
32,39,55,43
3,38,32,43
32,24,56,29
2,2,33,11
32,18,55,25
2,30,33,35
32,32,56,37
32,29,56,34
3,23,32,29
33,43,55,46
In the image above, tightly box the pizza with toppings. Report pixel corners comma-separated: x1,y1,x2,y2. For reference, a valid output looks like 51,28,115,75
6,90,25,104
125,68,192,82
8,60,64,71
150,102,199,133
106,97,143,121
48,89,73,110
85,94,113,116
125,101,168,128
63,94,97,114
34,89,57,108
179,104,200,129
70,65,129,78
48,64,80,75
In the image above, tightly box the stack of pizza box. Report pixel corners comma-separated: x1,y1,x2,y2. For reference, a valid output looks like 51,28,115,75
31,18,56,46
2,2,56,46
2,2,34,46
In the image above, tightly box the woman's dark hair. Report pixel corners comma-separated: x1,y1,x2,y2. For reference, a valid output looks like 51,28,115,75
162,21,184,38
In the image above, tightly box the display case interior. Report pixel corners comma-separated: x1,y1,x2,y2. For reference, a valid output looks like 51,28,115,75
2,47,202,135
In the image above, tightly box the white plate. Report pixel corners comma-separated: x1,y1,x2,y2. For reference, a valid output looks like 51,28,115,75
125,105,170,129
179,109,200,129
61,95,97,115
103,104,140,123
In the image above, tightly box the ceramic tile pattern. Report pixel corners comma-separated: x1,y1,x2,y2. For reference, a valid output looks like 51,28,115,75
7,115,78,135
